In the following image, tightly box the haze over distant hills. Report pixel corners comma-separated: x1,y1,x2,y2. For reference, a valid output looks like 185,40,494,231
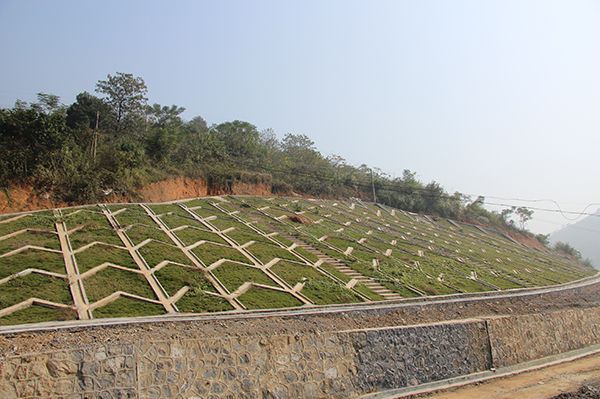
550,210,600,269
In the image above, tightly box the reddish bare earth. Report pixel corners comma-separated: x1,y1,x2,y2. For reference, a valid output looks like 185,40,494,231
0,177,273,214
506,229,547,251
137,176,209,202
0,185,61,214
421,353,600,399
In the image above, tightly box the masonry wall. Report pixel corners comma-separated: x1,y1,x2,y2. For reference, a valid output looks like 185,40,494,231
488,307,600,368
1,307,600,399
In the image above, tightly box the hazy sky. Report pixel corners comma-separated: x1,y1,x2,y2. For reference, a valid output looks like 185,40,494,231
1,0,599,234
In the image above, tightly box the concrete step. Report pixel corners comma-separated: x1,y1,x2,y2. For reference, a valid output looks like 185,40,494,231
282,234,405,300
381,294,403,300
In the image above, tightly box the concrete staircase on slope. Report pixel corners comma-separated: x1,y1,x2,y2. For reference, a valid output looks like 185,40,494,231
291,239,403,300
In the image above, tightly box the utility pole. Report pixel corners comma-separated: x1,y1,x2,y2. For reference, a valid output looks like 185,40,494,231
371,168,377,204
92,110,99,161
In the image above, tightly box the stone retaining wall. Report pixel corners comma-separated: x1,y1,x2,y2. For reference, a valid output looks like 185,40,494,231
488,307,600,367
1,307,600,398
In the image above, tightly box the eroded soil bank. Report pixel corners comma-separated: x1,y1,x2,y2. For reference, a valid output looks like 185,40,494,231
0,177,272,215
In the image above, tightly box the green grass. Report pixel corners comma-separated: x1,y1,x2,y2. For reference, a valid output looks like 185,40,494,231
246,242,302,263
138,241,191,268
176,289,233,313
303,279,362,305
0,249,65,278
174,227,228,246
224,228,272,246
182,198,215,208
212,262,275,291
270,261,321,284
112,206,154,226
154,264,216,295
270,233,295,247
125,225,171,245
379,280,422,298
319,262,352,283
0,195,596,325
291,246,320,263
207,215,245,231
92,296,165,318
192,242,249,265
148,204,190,217
83,267,156,303
237,286,302,309
159,213,202,229
0,230,60,253
67,227,122,249
0,305,77,326
270,261,360,305
354,283,385,301
75,244,137,272
185,202,220,218
63,210,110,229
0,214,56,236
0,273,71,309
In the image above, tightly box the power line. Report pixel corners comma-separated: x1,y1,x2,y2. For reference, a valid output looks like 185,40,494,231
533,217,600,235
231,160,600,219
482,196,600,222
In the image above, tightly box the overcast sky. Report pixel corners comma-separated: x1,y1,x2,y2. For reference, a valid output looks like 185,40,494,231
1,0,598,234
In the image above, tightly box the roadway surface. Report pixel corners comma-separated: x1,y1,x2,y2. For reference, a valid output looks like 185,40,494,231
420,352,600,399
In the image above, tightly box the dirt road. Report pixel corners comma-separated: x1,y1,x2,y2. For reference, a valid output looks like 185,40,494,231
422,353,600,399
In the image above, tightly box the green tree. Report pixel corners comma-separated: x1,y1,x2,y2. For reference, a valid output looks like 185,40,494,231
535,233,550,247
66,92,113,130
145,104,185,128
95,72,148,130
212,120,262,162
0,94,68,185
554,241,581,259
500,206,516,226
515,206,534,230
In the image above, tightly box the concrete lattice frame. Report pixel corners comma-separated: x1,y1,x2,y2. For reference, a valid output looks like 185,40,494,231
0,213,73,318
0,195,593,323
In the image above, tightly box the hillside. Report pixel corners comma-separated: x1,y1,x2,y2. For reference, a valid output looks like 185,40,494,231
0,74,536,239
0,195,593,326
550,210,600,268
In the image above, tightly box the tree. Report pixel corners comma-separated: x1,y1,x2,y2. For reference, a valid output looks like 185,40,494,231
186,116,208,134
500,206,516,226
145,104,185,128
66,92,113,130
515,206,533,230
0,95,68,184
554,241,581,259
535,233,550,247
32,93,63,114
212,120,262,162
95,72,147,130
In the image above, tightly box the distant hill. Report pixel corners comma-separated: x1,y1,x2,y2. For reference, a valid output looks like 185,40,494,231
550,210,600,268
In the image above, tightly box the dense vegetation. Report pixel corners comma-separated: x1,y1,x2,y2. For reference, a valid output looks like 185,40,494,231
0,73,534,234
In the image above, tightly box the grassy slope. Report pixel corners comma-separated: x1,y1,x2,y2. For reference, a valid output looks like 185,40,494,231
0,197,594,325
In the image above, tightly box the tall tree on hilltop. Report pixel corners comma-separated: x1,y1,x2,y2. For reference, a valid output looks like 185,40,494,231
515,206,534,230
95,72,147,131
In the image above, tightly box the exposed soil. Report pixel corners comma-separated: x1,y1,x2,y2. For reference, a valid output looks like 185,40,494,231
2,279,600,359
289,214,312,224
421,353,600,399
505,229,547,251
229,182,272,196
0,178,273,215
137,176,208,202
0,185,61,214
